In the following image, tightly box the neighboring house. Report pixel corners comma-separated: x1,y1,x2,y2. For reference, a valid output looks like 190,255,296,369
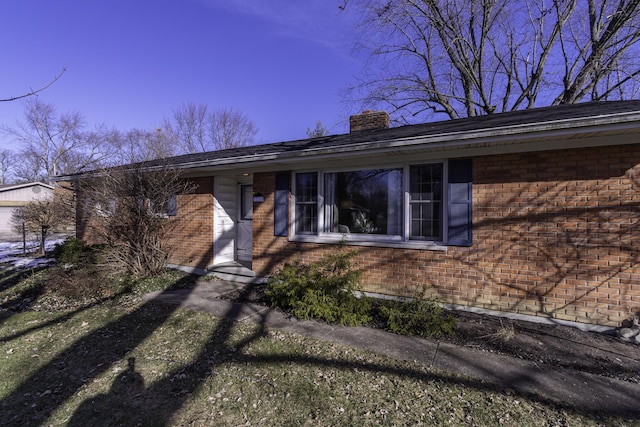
0,182,54,235
68,101,640,328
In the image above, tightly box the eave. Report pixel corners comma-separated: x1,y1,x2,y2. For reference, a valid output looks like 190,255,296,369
177,110,640,175
54,102,640,181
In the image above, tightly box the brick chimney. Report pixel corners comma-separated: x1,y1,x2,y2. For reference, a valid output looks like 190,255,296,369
349,110,390,132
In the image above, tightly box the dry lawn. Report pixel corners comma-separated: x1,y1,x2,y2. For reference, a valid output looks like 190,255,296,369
0,266,634,426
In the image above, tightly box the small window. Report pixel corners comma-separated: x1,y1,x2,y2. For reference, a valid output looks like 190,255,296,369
95,199,116,217
149,194,177,217
240,185,253,220
295,172,317,234
409,164,443,240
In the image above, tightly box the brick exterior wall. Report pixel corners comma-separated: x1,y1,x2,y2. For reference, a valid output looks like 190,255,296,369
252,144,640,327
76,176,215,271
164,177,214,270
75,184,101,246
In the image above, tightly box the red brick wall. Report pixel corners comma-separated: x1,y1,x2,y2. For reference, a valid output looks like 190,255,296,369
75,183,101,246
252,144,640,327
76,177,215,271
164,177,214,270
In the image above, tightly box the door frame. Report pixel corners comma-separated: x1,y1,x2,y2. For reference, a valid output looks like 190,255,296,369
212,176,237,266
236,182,253,263
212,174,253,267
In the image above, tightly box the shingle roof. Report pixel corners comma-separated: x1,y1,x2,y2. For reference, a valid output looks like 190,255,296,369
142,101,640,168
59,100,640,179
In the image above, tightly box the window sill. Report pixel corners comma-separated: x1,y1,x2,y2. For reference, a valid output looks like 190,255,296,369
152,213,177,219
289,234,447,251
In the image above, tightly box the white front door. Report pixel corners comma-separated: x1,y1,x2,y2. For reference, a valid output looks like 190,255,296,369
213,177,237,265
236,184,253,262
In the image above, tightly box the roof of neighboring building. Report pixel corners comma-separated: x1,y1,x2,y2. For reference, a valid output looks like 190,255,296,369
58,100,640,179
0,182,54,193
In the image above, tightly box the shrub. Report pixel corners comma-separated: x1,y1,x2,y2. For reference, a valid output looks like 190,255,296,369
52,237,87,265
47,240,124,303
378,291,455,337
45,267,115,301
267,250,371,326
80,165,196,278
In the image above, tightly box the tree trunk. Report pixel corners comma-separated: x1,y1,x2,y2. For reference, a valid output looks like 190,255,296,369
40,225,48,255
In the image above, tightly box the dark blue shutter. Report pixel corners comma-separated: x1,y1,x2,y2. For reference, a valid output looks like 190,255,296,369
448,159,472,246
274,172,290,236
167,194,177,216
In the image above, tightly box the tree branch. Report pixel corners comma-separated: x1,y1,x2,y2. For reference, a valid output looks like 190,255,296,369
0,67,66,102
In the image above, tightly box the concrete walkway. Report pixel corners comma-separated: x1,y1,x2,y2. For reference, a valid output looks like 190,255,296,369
143,279,640,419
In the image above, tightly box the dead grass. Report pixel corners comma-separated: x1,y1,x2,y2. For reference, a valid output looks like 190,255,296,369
480,318,517,343
0,265,633,426
0,308,626,425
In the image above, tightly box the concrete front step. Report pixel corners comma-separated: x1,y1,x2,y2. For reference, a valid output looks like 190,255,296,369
206,262,267,284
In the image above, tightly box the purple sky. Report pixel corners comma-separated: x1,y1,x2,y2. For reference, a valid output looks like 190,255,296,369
0,0,364,149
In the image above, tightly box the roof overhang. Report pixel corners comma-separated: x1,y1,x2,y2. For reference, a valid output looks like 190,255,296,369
55,105,640,181
176,109,640,175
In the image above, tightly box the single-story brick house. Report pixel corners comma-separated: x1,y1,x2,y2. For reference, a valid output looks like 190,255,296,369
68,101,640,328
0,182,54,235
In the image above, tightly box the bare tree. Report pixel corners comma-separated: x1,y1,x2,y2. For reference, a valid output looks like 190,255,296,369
11,192,74,255
165,102,209,153
0,149,16,185
165,102,258,154
346,0,640,121
306,120,330,138
78,165,195,278
1,99,112,183
208,107,258,150
106,127,177,165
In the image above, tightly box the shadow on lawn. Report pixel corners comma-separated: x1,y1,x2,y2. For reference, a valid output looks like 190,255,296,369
1,281,638,426
0,268,30,293
0,267,50,328
68,357,145,426
0,291,127,343
0,274,197,426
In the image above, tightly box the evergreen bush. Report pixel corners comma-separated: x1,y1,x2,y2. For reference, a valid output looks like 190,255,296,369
266,250,371,326
52,237,87,265
378,291,455,337
267,251,455,336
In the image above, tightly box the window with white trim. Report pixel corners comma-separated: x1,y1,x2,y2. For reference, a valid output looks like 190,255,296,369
324,169,403,236
149,193,177,217
294,173,318,234
95,199,116,217
292,160,471,248
409,164,443,240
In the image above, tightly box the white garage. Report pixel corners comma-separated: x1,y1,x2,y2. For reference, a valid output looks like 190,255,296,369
0,182,54,235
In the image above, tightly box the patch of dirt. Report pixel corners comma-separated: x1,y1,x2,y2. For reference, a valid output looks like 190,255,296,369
221,284,640,383
439,310,640,383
